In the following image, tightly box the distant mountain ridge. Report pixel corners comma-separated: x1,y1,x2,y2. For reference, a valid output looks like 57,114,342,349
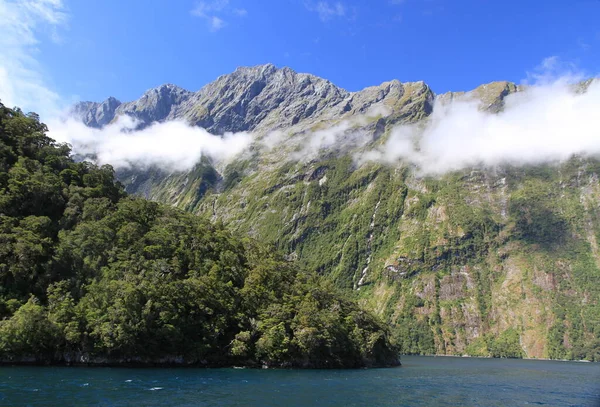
73,63,523,135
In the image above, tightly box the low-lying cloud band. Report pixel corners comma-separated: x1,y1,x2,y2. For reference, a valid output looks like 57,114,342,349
362,78,600,174
48,116,252,171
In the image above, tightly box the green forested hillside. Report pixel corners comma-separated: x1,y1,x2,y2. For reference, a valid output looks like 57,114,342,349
0,103,399,368
193,156,600,361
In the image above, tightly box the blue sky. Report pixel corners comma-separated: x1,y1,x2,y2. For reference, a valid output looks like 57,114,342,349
2,0,600,113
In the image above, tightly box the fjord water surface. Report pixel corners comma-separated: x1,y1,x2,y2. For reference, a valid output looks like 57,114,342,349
1,356,599,407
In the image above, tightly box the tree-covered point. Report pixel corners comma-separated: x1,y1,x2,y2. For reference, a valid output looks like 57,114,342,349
0,103,399,368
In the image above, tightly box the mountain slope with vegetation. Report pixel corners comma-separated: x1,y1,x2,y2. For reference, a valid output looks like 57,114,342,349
0,103,399,368
73,65,600,361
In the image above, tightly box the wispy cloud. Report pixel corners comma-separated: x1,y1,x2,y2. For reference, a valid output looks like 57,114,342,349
524,56,584,85
191,0,228,16
191,0,246,31
209,15,225,31
233,8,247,17
0,0,68,117
577,37,591,51
260,105,392,162
305,1,346,22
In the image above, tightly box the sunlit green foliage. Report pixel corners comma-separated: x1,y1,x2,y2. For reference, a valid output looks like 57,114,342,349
0,104,398,367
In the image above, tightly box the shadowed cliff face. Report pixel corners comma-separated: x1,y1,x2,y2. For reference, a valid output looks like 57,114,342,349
71,65,600,361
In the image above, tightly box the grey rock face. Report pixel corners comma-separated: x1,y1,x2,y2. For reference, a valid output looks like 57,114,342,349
72,64,440,135
115,84,193,126
178,64,350,134
436,81,519,113
71,96,121,128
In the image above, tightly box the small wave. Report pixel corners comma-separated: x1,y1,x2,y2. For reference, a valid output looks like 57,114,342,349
149,387,163,391
125,380,132,383
81,383,89,387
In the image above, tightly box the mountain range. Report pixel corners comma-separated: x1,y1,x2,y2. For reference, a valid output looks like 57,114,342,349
72,64,600,360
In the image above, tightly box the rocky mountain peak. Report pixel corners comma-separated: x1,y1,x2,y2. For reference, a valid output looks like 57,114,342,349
107,84,193,127
176,63,349,133
105,96,120,105
232,63,278,76
436,80,519,112
70,96,122,128
145,83,189,95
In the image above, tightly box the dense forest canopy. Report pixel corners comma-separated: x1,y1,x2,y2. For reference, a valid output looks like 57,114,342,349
0,103,399,368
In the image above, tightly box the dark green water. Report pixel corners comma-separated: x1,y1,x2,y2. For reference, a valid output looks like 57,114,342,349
1,356,599,407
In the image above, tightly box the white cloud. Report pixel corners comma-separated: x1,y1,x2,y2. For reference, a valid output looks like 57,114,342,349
296,119,365,160
524,56,584,85
0,0,68,117
191,0,245,31
305,1,346,21
48,116,252,172
210,16,226,31
261,105,392,161
361,71,600,175
294,105,390,159
191,0,229,16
